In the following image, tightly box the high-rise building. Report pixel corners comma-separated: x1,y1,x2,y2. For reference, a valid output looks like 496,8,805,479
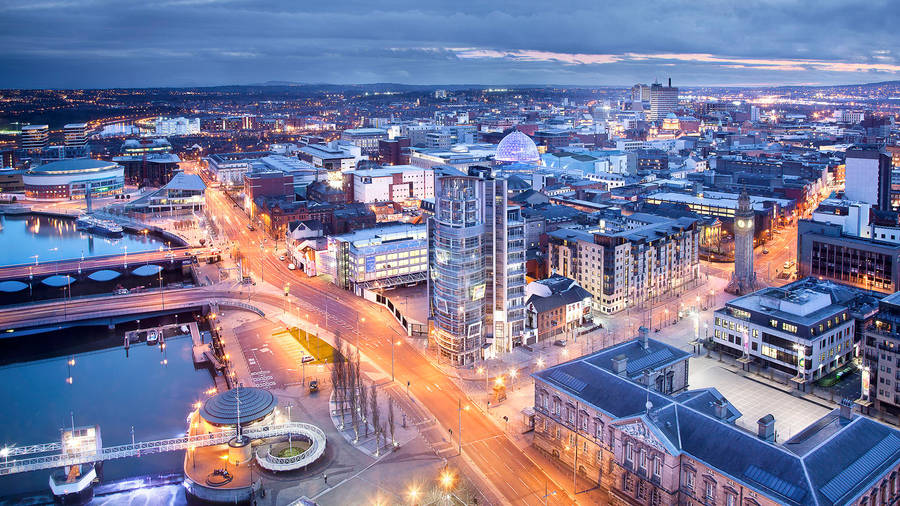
727,189,758,295
630,83,650,102
340,128,388,156
649,79,678,121
63,123,88,148
154,117,200,137
428,173,526,365
845,147,892,211
20,124,49,151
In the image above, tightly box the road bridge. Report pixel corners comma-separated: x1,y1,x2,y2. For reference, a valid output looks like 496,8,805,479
0,286,261,335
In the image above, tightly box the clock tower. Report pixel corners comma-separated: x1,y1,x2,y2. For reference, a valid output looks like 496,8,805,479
727,189,758,295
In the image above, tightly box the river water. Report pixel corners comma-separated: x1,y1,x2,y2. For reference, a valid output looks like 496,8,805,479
0,215,210,501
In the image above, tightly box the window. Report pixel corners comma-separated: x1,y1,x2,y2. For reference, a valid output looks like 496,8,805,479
781,322,798,334
684,471,695,491
639,449,647,471
726,494,736,506
705,481,716,502
653,456,662,479
625,442,633,465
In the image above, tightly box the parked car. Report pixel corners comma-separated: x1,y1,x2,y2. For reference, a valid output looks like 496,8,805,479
114,288,129,295
287,263,296,270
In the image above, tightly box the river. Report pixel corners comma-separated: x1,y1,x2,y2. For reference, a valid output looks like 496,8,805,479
0,215,208,502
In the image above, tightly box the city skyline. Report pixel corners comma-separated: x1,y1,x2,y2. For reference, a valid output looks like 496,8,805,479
1,0,899,88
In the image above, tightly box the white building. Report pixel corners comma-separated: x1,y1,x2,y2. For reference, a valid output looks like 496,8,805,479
340,128,388,156
154,117,201,137
352,165,434,203
319,223,427,294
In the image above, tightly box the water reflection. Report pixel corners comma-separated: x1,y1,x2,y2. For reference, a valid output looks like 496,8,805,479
0,215,168,266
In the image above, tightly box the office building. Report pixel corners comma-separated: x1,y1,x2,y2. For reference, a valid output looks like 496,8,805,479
524,275,592,344
244,171,294,219
124,172,205,215
20,125,49,151
845,147,892,211
319,223,427,294
649,79,678,121
713,277,879,384
863,291,900,415
533,332,900,506
206,151,270,186
547,214,701,314
408,144,496,170
377,137,410,165
121,137,172,156
428,173,527,365
798,219,900,294
154,116,200,137
340,128,388,156
631,83,650,102
63,123,88,148
351,165,434,203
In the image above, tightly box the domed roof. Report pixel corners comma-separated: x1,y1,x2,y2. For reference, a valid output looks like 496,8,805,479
200,386,277,426
495,130,540,164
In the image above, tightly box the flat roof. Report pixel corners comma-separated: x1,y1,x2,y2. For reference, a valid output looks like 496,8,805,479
29,158,120,174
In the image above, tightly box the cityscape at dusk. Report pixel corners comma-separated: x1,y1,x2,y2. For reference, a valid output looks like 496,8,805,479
3,2,900,505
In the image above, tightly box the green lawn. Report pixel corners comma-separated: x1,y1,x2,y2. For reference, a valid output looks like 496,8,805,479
285,327,335,364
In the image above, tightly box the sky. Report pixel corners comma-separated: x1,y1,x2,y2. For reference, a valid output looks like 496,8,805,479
0,0,899,89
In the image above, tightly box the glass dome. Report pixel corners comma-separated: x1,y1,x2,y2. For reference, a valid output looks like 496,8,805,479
494,131,540,164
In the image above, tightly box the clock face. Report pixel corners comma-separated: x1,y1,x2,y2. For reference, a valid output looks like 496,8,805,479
736,219,746,228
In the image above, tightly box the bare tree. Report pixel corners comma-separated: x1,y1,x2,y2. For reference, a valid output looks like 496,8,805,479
359,379,370,437
347,353,360,441
370,384,380,455
388,396,396,448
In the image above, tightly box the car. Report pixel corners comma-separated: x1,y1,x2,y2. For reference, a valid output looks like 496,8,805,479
308,380,319,393
783,260,795,270
762,249,769,254
287,263,296,270
247,224,255,231
553,339,567,347
278,255,286,261
114,288,129,295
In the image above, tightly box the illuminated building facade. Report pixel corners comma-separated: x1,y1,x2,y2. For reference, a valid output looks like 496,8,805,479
713,278,877,385
428,174,526,365
547,214,700,314
23,159,124,199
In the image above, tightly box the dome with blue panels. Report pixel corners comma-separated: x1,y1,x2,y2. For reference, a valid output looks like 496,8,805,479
495,130,540,165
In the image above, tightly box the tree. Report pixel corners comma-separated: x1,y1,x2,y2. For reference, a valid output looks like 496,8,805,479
370,384,380,455
359,379,370,437
388,396,396,448
347,354,359,441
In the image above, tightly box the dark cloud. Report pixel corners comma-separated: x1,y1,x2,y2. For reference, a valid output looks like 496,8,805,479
0,0,898,87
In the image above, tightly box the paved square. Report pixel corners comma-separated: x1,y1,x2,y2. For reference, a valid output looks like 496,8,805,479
689,357,831,441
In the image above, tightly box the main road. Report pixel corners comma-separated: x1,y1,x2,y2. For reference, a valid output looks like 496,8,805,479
202,185,587,504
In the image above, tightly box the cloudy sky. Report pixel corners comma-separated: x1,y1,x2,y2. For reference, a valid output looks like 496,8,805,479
1,0,898,89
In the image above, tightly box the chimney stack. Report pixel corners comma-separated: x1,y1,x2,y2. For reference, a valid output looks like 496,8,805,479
714,399,728,420
757,414,775,442
839,398,854,422
612,354,628,376
639,326,650,350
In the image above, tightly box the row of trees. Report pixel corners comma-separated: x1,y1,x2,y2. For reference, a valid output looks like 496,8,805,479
331,336,396,456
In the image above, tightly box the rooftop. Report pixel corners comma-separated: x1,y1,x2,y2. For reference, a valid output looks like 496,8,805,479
533,337,900,506
28,158,120,174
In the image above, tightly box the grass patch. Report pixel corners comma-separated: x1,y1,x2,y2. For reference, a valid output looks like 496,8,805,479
817,362,857,388
285,327,335,364
276,442,310,458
